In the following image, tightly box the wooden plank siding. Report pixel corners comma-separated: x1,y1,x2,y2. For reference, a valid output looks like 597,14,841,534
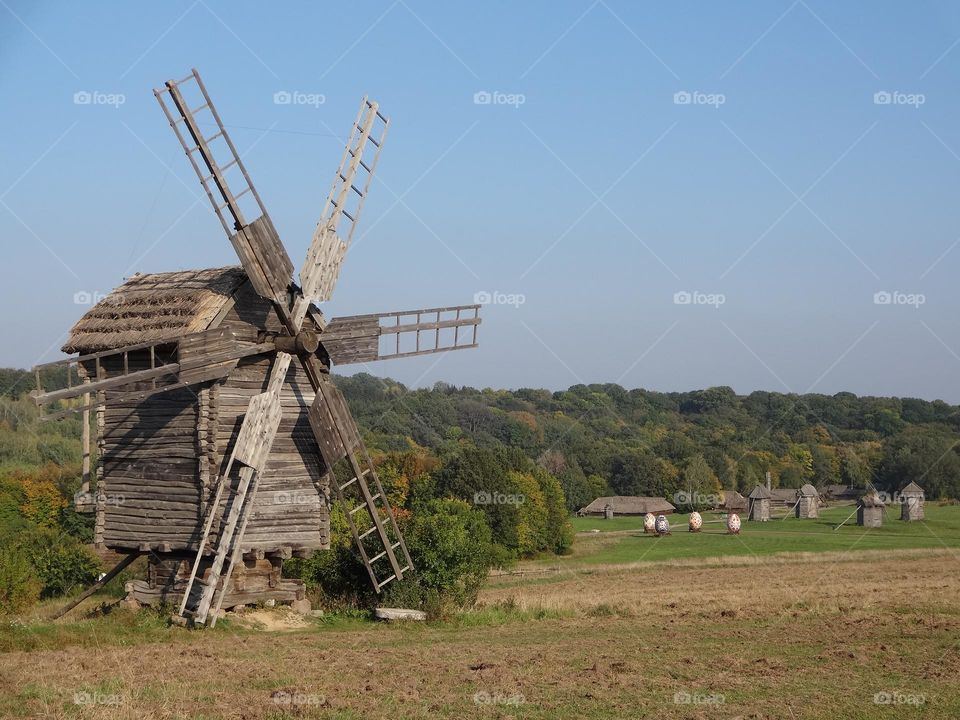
85,281,330,554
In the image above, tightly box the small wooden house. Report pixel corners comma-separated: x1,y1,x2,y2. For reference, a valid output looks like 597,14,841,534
721,490,748,514
748,485,771,521
579,496,676,517
900,481,925,521
857,493,884,528
62,267,330,607
796,484,819,519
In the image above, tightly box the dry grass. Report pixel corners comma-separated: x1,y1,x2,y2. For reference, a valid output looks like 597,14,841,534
2,549,959,719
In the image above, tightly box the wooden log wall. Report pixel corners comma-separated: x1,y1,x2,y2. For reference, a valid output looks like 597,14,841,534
79,285,330,556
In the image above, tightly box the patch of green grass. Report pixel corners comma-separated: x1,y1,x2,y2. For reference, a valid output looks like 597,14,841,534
566,504,960,566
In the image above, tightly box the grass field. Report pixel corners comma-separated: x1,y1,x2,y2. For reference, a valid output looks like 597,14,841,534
2,505,959,719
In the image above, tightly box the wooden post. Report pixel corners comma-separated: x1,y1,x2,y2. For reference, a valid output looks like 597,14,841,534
81,377,91,495
51,553,139,619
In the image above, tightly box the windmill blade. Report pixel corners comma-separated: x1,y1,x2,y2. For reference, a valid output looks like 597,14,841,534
31,328,273,416
294,98,389,322
321,304,481,366
306,376,412,592
185,352,292,625
155,69,294,305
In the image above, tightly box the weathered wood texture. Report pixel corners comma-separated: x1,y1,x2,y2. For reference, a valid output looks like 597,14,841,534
88,286,330,554
126,554,306,609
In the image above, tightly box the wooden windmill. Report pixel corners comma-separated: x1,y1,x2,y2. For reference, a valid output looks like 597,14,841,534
32,69,481,626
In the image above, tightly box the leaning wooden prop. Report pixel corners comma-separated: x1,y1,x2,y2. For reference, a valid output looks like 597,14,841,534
32,69,482,626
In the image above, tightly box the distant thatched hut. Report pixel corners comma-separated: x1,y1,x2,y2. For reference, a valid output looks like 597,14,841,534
900,482,925,521
796,484,819,519
857,493,884,528
748,485,772,521
579,496,676,517
722,490,748,514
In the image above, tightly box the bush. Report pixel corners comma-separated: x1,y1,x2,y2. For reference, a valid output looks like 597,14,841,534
16,527,100,598
384,498,493,617
0,544,41,614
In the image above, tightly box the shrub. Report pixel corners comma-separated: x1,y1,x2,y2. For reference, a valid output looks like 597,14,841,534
384,498,493,617
0,544,41,615
17,527,100,598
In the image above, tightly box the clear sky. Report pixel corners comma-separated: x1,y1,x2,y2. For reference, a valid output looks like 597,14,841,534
2,1,960,401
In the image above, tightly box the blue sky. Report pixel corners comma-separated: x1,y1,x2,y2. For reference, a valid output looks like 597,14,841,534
3,1,960,401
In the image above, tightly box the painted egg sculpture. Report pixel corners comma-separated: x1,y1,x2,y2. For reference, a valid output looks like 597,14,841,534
643,513,656,532
655,514,670,535
688,511,703,531
727,513,741,533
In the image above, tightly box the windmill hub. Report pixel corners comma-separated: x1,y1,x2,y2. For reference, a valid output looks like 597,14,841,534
274,329,320,355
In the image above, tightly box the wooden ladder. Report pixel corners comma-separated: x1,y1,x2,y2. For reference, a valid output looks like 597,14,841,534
335,446,412,592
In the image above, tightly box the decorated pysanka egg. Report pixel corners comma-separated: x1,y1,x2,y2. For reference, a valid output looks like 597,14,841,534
655,514,670,535
643,513,656,533
688,511,702,532
727,513,741,534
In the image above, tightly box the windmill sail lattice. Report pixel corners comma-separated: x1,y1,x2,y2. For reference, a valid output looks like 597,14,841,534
32,68,481,626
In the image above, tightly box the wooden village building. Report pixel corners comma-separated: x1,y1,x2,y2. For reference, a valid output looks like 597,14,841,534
61,268,329,607
796,484,820,519
748,485,772,521
579,496,676,517
900,481,925,521
857,492,884,528
722,490,748,515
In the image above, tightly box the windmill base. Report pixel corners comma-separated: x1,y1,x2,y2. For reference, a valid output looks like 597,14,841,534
124,554,307,610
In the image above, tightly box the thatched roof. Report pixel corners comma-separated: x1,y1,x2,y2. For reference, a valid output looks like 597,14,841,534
770,488,798,504
900,481,924,496
580,496,676,515
723,490,748,511
748,485,772,499
861,493,885,508
799,483,818,497
63,267,247,354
